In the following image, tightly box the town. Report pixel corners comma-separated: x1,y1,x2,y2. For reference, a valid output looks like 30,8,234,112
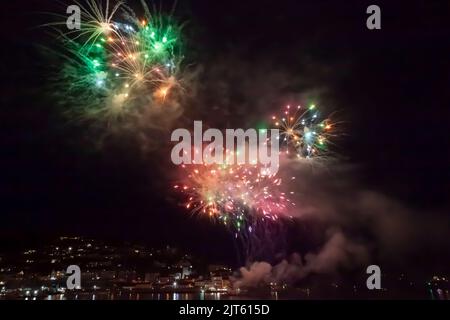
0,236,448,300
0,236,237,300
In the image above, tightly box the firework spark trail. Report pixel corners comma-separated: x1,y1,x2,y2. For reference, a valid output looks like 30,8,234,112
173,159,295,260
272,104,335,160
174,155,295,233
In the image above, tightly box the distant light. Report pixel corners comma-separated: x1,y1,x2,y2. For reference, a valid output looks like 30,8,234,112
305,132,312,140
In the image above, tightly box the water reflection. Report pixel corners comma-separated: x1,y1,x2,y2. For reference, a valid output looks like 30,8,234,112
45,291,232,300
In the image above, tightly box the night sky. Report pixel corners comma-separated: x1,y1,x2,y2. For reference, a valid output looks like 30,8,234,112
1,0,449,271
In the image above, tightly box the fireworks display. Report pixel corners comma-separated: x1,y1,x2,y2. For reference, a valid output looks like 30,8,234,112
52,0,184,123
4,0,443,297
173,147,296,236
48,2,338,254
175,162,291,222
172,103,336,238
272,104,334,160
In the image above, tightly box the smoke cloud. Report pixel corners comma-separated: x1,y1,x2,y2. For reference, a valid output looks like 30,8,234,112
233,160,450,288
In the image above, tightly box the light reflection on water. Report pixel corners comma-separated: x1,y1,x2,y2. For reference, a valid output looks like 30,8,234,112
46,292,228,300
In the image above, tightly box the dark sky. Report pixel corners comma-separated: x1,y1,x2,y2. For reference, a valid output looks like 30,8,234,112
1,0,449,267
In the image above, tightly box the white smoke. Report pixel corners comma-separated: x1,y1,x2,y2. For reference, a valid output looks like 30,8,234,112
233,228,368,288
233,160,449,288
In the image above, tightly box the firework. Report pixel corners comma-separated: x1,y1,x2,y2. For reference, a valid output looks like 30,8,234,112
50,0,184,124
272,104,334,160
174,153,295,233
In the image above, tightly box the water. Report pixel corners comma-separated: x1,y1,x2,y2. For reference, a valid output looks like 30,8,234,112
45,292,240,300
